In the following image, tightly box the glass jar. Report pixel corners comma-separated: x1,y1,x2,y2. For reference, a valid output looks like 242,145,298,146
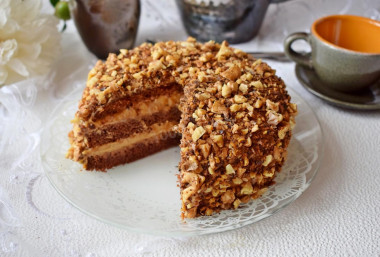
176,0,290,44
71,0,140,59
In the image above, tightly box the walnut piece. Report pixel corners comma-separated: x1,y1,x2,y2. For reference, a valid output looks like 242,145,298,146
234,95,247,104
230,104,241,112
221,64,241,81
222,83,232,98
225,164,235,175
221,190,235,204
192,126,206,142
211,134,224,147
263,154,273,167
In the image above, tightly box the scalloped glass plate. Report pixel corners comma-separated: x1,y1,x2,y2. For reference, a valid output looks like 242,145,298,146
41,86,323,237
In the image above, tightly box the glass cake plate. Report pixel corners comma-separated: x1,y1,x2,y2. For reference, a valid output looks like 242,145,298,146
41,86,323,237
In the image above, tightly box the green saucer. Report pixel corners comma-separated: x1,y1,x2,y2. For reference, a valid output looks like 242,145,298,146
295,64,380,110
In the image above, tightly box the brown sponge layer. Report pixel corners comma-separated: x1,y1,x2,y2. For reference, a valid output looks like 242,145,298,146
85,132,180,171
90,83,182,121
85,107,181,148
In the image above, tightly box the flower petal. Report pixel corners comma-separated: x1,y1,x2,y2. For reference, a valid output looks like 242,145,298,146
0,39,18,64
0,8,10,27
7,58,29,77
18,42,42,61
0,67,8,85
0,0,61,85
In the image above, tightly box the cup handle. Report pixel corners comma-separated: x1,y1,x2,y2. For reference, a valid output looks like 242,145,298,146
284,32,312,68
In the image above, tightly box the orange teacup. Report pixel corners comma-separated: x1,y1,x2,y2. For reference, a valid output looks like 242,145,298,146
284,15,380,92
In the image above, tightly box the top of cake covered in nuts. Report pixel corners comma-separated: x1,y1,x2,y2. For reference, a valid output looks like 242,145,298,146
75,38,269,121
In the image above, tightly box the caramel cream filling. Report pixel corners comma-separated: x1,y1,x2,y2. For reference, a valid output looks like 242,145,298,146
84,121,178,156
94,92,182,126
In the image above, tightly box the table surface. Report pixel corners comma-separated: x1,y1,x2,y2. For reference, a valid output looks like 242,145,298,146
1,0,379,256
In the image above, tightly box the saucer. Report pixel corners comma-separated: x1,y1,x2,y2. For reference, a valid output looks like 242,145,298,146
295,65,380,110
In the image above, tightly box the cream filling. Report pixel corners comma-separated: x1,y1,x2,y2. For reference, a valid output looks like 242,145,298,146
84,121,178,156
95,92,182,125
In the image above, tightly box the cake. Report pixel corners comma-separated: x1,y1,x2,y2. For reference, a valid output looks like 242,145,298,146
67,38,297,218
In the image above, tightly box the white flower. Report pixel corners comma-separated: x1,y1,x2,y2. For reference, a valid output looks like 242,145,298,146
0,0,61,85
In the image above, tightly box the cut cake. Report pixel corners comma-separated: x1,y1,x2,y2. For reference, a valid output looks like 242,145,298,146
66,38,297,218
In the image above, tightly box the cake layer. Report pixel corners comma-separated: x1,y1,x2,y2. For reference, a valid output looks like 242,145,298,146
81,82,181,122
94,91,182,126
68,88,182,167
83,107,181,148
85,121,178,156
84,132,180,171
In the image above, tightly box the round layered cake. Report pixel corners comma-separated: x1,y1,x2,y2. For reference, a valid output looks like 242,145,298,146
67,38,297,218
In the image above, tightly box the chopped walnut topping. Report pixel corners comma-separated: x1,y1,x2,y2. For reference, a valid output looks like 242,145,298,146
290,103,298,113
243,103,254,112
263,168,275,178
225,164,235,175
243,156,249,166
232,177,243,185
195,108,206,117
263,155,273,166
192,126,206,142
237,168,246,177
152,47,165,60
221,64,241,81
205,187,212,193
232,124,239,134
258,187,268,196
199,143,211,158
132,72,143,80
204,124,213,134
278,124,290,139
251,124,259,133
267,110,283,126
183,156,199,171
290,116,296,128
234,95,247,104
211,134,224,147
187,122,195,129
233,199,241,209
221,190,235,204
239,83,248,94
216,41,233,60
197,92,211,100
230,104,241,112
273,146,282,160
241,182,254,195
205,208,213,216
212,188,219,197
222,83,232,98
252,58,262,66
254,98,265,108
211,101,228,115
251,80,264,89
266,99,279,112
244,137,252,147
227,81,238,92
87,77,98,88
148,60,166,71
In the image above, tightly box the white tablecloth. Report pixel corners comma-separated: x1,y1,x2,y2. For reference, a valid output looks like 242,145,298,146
1,0,379,256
